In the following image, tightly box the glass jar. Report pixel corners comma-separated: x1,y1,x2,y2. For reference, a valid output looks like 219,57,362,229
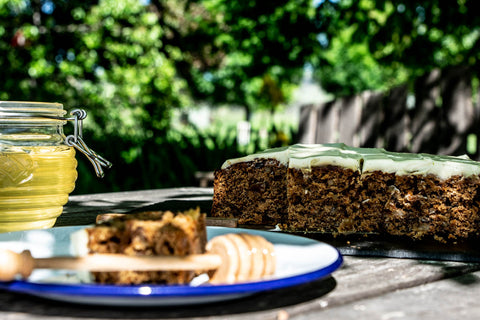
0,101,110,232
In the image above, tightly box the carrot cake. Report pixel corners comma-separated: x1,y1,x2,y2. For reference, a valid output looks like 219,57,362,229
211,144,480,241
85,208,207,284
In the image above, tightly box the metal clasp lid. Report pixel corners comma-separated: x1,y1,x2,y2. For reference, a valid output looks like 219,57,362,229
65,109,112,178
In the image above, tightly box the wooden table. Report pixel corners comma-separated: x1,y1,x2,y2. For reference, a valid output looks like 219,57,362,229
1,187,480,320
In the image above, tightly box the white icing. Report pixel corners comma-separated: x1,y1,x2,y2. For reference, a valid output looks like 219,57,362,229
290,152,361,171
221,144,480,180
221,147,290,169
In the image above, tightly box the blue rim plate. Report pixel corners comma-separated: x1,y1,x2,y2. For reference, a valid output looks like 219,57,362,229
0,226,342,306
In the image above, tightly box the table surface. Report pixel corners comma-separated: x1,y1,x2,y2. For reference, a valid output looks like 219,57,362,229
1,187,480,320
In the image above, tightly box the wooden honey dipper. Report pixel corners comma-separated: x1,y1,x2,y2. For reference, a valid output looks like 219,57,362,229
0,233,275,284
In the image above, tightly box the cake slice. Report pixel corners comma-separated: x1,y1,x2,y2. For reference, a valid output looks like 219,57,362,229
86,208,207,284
361,151,480,240
211,147,290,225
287,145,363,233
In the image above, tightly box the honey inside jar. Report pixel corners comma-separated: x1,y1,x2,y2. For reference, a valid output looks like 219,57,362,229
0,145,77,232
0,102,84,232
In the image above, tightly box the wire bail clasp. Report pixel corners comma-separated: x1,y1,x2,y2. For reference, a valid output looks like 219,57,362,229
65,109,112,178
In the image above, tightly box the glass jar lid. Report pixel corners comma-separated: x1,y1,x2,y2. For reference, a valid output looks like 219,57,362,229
0,101,111,177
0,101,68,124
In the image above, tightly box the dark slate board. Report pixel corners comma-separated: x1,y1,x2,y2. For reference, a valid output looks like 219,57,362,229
282,232,480,263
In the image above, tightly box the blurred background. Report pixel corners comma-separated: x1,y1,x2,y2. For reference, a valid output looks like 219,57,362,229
1,0,480,194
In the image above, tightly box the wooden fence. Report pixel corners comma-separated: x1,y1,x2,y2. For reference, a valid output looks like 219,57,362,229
296,66,480,160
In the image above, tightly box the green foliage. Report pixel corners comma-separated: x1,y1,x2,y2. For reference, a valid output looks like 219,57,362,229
315,24,409,96
185,0,320,117
315,0,480,96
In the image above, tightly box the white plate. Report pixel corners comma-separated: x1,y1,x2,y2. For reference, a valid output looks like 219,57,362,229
0,226,342,306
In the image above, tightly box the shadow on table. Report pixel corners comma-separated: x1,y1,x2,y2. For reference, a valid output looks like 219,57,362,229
126,199,213,214
56,198,214,227
0,277,337,319
297,232,480,263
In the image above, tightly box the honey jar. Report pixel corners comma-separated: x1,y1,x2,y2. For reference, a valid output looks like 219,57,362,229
0,101,111,232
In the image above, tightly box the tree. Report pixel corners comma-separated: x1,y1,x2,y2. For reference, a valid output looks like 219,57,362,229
171,0,322,119
314,0,480,96
1,0,323,128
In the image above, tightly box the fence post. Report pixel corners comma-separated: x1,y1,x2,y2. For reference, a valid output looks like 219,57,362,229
382,85,409,151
